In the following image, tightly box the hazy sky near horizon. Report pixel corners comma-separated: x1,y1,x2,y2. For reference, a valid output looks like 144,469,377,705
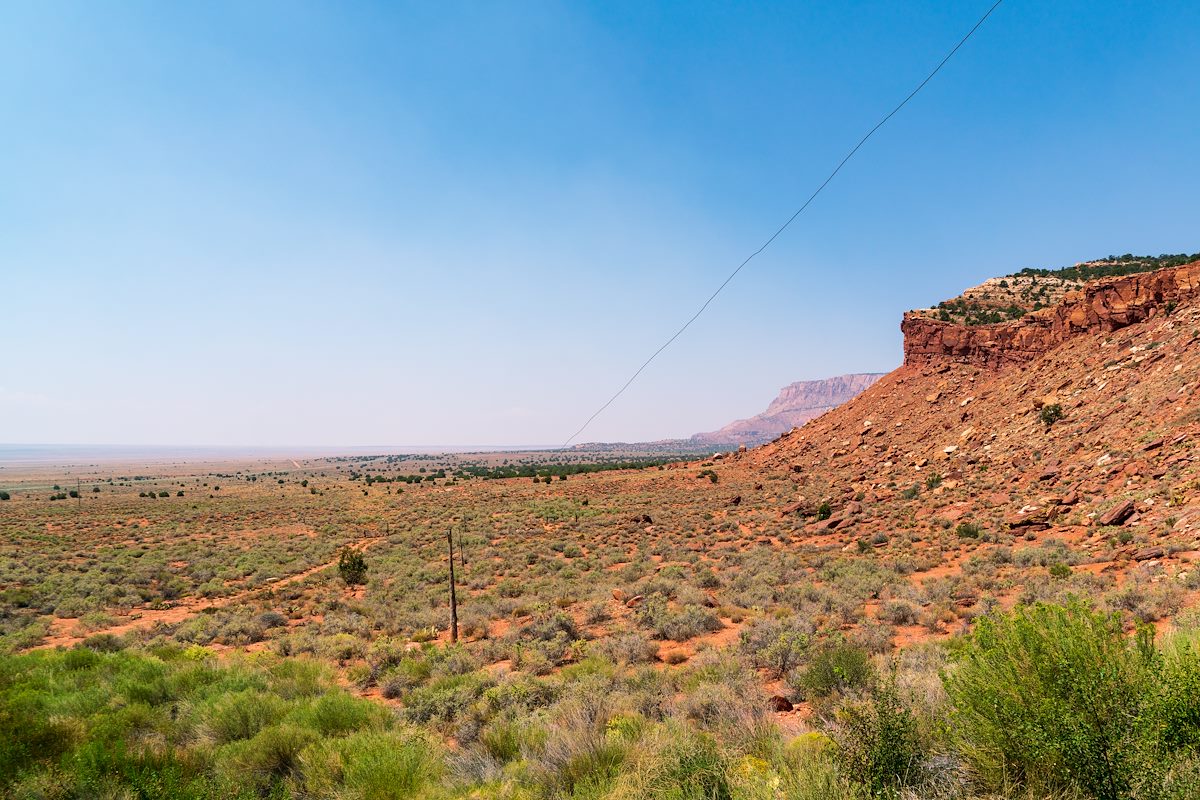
3,1,1198,447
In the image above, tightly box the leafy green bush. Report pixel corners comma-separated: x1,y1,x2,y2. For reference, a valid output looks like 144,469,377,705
217,723,318,791
402,672,493,725
944,601,1152,799
739,618,811,677
1135,635,1200,799
774,733,865,800
794,642,875,700
299,728,443,799
1039,403,1065,427
609,722,731,800
378,653,434,699
0,647,439,798
592,631,659,665
636,596,722,642
955,521,981,539
204,689,287,743
303,690,387,737
337,547,368,586
880,600,918,626
1049,562,1072,579
834,672,923,798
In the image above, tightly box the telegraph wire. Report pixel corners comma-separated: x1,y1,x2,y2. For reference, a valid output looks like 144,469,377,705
562,0,1005,446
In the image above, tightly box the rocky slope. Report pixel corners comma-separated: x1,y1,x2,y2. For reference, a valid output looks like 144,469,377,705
691,373,883,446
742,258,1200,622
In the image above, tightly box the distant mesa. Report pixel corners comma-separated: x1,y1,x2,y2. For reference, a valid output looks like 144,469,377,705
690,373,884,446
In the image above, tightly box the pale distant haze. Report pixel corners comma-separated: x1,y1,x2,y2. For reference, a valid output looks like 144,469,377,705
3,1,1198,447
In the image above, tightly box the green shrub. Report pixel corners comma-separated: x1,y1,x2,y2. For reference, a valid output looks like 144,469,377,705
1140,635,1200,776
529,687,627,798
304,691,386,737
775,733,864,800
943,601,1152,800
610,723,730,800
956,521,981,539
204,690,286,744
880,600,918,626
337,548,368,586
268,658,327,699
480,717,526,763
313,729,443,799
739,618,811,677
381,657,434,699
0,648,440,799
661,606,723,643
0,670,74,783
636,597,722,642
794,642,875,700
318,632,367,662
833,673,923,798
694,567,721,589
82,633,126,652
1040,403,1065,426
63,646,102,671
592,631,659,665
403,672,493,725
522,611,582,643
217,723,317,791
69,739,214,799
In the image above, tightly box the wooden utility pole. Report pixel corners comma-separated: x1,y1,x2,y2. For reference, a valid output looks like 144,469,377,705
447,527,458,643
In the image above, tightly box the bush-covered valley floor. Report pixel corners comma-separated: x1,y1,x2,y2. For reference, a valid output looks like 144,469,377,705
2,443,1200,799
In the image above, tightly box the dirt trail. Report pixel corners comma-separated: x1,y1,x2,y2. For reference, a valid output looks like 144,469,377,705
36,536,386,650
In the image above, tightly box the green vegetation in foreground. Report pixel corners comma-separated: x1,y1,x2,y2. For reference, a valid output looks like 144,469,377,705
4,601,1200,799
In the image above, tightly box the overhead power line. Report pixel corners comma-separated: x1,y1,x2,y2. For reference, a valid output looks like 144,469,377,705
563,0,1005,447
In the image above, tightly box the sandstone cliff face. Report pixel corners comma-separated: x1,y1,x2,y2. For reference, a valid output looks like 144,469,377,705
902,260,1200,368
692,373,883,445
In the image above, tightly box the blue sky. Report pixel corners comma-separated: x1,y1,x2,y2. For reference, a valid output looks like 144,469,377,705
2,0,1197,447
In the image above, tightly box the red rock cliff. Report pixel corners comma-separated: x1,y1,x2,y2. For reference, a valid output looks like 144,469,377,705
902,259,1200,368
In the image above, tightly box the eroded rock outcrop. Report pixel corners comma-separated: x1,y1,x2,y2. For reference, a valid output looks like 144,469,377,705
903,260,1200,368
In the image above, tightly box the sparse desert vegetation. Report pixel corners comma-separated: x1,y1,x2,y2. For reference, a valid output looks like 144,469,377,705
4,331,1200,800
4,254,1200,798
6,0,1200,790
